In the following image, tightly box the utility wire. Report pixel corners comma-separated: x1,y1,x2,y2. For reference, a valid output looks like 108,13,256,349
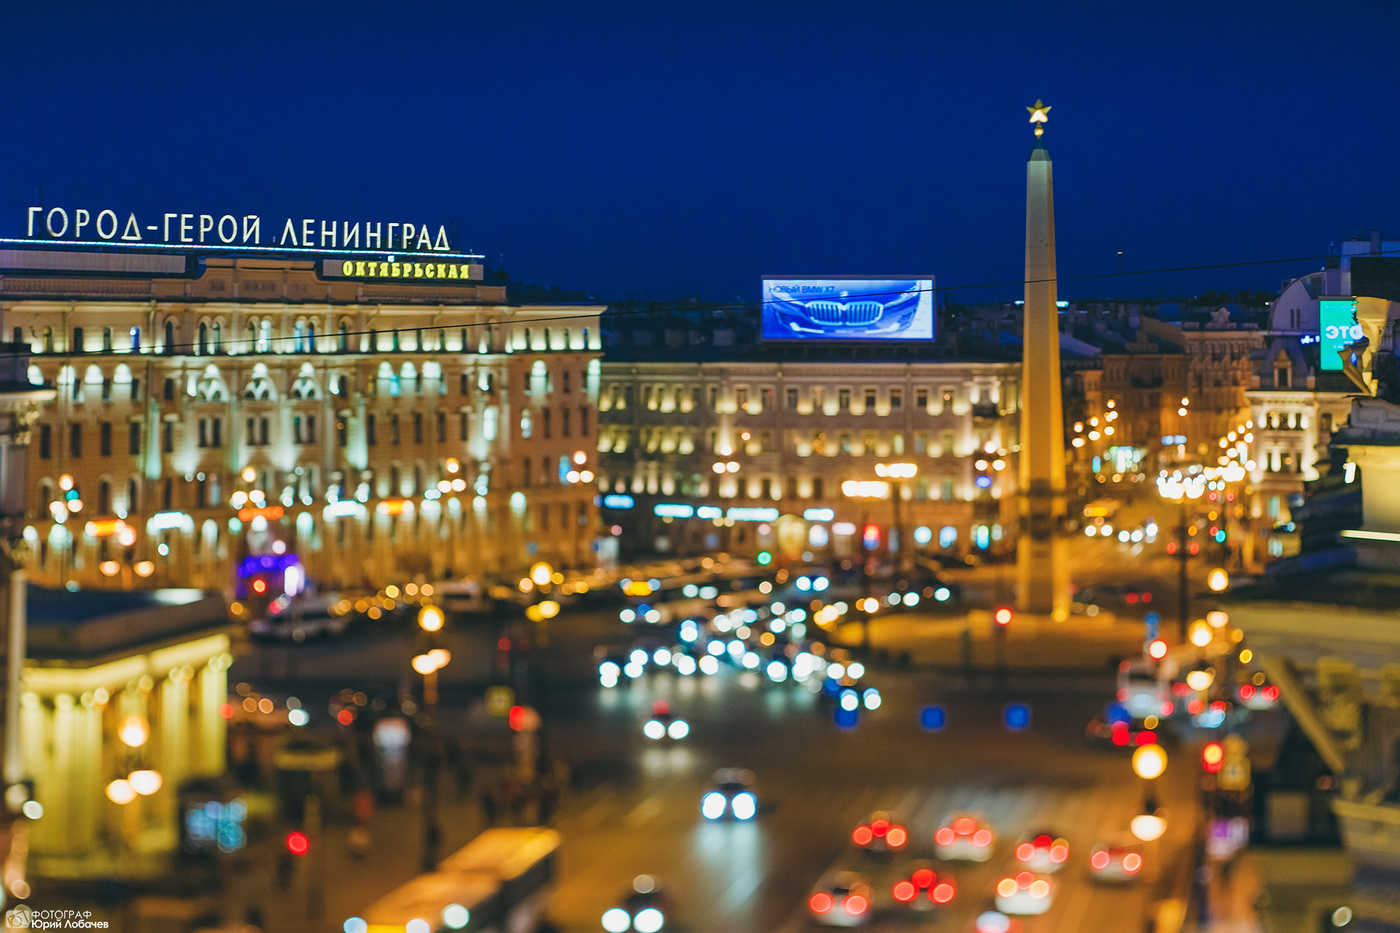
6,247,1397,360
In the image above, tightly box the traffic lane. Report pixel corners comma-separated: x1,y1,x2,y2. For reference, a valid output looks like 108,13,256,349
544,662,1162,932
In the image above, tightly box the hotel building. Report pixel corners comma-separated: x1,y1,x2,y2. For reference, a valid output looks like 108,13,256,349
0,248,604,594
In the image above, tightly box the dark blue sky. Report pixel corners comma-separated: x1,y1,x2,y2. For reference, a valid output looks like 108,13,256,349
5,1,1398,303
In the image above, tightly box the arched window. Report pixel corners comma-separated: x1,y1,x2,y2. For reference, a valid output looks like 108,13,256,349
97,479,111,515
245,319,257,354
127,477,140,514
257,320,272,354
294,320,307,354
212,321,222,354
198,322,208,355
307,321,317,353
164,320,176,355
338,320,350,352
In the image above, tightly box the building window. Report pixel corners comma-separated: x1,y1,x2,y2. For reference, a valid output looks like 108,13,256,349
542,408,552,438
198,419,208,448
161,421,173,453
760,387,773,410
163,378,176,401
39,424,51,459
562,408,571,437
70,423,83,458
1275,366,1291,388
101,378,112,402
413,412,423,444
735,387,749,411
211,418,222,447
161,478,173,509
99,422,112,456
367,414,377,445
812,477,824,499
890,389,902,409
522,458,532,487
436,411,446,444
838,389,851,411
97,479,111,514
128,422,140,455
459,411,468,441
563,371,571,394
786,388,799,409
390,414,401,445
864,389,877,409
102,328,113,352
580,407,590,437
72,327,84,353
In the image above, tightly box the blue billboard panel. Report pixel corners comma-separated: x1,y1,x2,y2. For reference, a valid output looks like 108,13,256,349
762,277,935,340
1319,298,1360,371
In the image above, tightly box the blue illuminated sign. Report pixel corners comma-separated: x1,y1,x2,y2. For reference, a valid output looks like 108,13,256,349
696,506,722,519
761,277,935,340
726,507,779,522
920,705,946,731
1320,298,1360,371
237,553,300,579
803,508,835,522
601,494,636,510
653,503,695,518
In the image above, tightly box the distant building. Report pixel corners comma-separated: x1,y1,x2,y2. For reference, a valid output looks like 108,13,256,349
0,250,604,593
597,303,1020,561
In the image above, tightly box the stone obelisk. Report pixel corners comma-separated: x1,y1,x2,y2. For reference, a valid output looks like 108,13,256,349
1016,100,1071,622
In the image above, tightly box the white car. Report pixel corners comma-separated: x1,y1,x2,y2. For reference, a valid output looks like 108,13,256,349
807,871,872,927
1089,840,1144,883
1012,831,1069,873
851,811,908,853
933,813,994,862
994,870,1055,915
701,769,757,821
643,701,689,740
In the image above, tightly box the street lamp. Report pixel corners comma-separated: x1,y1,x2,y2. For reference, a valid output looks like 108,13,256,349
1157,471,1205,640
1130,743,1168,843
413,606,450,872
875,463,917,575
842,480,891,654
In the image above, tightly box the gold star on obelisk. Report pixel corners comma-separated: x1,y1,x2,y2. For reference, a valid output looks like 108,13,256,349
1027,99,1050,137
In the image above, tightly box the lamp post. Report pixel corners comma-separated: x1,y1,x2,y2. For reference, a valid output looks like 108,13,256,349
1130,743,1168,844
875,463,917,576
105,714,162,858
841,479,890,654
412,603,448,872
1157,471,1205,641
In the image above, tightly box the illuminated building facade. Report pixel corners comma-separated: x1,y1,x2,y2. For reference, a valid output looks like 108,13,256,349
597,360,1021,559
0,253,604,594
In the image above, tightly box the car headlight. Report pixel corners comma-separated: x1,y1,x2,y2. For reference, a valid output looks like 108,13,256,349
600,661,620,678
601,907,631,933
731,792,757,821
699,656,720,675
667,719,689,740
701,791,727,820
676,655,697,676
643,720,665,740
653,648,672,666
863,688,881,710
633,907,664,933
766,660,788,682
630,649,649,665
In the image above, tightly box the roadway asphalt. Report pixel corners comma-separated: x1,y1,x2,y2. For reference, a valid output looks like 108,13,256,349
230,590,1202,933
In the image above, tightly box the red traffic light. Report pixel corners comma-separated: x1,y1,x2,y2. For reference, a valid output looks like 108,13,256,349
994,607,1013,627
1147,638,1169,661
508,705,526,731
285,830,310,855
1202,742,1224,773
1166,542,1178,555
862,524,881,543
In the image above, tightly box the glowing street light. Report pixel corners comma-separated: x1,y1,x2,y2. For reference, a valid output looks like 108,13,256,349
119,715,150,749
1207,568,1229,592
1132,744,1168,781
1130,812,1167,842
418,604,445,633
530,562,554,587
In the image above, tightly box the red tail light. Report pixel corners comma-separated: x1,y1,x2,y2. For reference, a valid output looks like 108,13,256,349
952,817,976,835
1239,684,1255,700
973,829,993,847
935,827,955,845
1122,852,1142,873
1033,834,1051,846
1015,871,1033,886
886,826,907,848
809,893,832,913
852,826,873,846
1136,731,1156,746
1091,850,1110,870
1263,685,1279,701
1116,688,1128,701
893,881,916,902
912,868,935,888
1161,701,1175,715
1125,592,1139,604
1016,843,1035,861
932,881,955,904
1203,742,1225,773
1050,844,1068,862
1142,592,1153,603
1112,724,1129,746
871,819,889,836
1187,699,1203,715
844,895,868,915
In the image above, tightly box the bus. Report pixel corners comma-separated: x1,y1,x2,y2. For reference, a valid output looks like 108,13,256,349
347,827,560,933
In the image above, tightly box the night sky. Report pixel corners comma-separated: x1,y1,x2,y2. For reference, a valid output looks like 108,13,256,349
6,1,1398,303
